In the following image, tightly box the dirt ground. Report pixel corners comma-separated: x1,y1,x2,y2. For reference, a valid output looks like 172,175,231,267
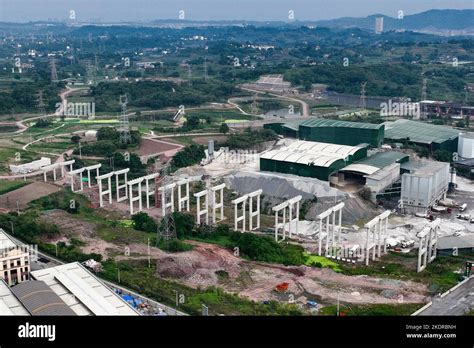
153,241,428,306
0,181,62,210
137,138,183,158
36,207,428,307
191,135,228,145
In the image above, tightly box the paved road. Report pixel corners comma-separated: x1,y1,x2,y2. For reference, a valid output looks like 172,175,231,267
239,86,311,117
417,277,473,315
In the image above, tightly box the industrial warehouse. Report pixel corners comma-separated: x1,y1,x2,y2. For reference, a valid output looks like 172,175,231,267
0,3,473,343
261,118,471,217
260,140,367,181
265,118,385,147
384,119,460,152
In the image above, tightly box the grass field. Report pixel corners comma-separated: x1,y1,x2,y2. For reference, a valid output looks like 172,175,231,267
303,253,343,272
0,180,31,195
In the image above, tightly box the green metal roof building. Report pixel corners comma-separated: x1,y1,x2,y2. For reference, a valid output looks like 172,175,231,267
298,119,385,148
340,151,409,176
264,119,385,148
384,119,459,153
260,140,368,181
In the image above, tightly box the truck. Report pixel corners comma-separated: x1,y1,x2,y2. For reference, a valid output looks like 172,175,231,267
415,212,434,221
439,198,459,208
431,205,450,214
401,240,415,248
456,213,470,221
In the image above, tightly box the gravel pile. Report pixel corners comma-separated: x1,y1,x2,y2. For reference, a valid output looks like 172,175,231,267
225,171,346,200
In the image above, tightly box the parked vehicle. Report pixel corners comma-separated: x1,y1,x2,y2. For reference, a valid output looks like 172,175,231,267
459,203,467,212
456,214,470,221
401,240,415,248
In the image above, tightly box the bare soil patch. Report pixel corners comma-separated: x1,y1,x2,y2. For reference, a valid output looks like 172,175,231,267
0,182,62,210
154,241,428,306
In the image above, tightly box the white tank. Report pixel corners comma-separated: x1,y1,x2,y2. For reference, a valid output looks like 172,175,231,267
458,133,474,159
450,167,457,184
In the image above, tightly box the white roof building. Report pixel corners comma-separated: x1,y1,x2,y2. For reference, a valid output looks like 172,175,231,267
0,278,30,315
30,262,139,316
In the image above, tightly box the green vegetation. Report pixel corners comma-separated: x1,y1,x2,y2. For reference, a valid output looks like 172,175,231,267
74,127,141,157
132,212,158,233
219,122,230,134
0,81,62,115
0,180,30,195
170,144,205,171
340,252,469,294
0,210,102,263
432,150,452,162
172,213,306,266
34,119,53,128
156,239,193,252
91,80,236,113
303,253,342,272
319,303,423,316
222,128,278,150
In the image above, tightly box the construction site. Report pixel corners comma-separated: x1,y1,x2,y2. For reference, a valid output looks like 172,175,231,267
1,106,473,316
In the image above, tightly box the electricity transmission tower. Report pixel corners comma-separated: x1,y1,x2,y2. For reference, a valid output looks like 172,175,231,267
250,93,259,114
118,95,131,145
85,60,93,84
359,82,367,109
49,56,58,83
36,90,46,118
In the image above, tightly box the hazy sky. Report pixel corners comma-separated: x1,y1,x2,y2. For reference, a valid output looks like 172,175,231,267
0,0,472,22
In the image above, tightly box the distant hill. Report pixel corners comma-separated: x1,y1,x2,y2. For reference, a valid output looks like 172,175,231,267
314,9,474,31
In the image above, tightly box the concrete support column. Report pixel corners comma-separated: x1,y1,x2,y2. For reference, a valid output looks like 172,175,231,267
231,195,248,232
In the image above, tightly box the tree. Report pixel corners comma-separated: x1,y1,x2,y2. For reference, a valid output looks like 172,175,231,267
132,212,158,233
71,135,81,144
97,127,119,142
219,122,230,134
184,115,200,129
171,212,195,239
432,150,452,163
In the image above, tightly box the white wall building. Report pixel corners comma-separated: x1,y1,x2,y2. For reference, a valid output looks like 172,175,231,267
0,230,30,286
400,161,450,214
458,133,474,159
375,17,384,34
365,163,401,194
9,157,51,174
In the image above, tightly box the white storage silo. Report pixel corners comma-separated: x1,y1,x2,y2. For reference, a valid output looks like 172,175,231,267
458,133,474,159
